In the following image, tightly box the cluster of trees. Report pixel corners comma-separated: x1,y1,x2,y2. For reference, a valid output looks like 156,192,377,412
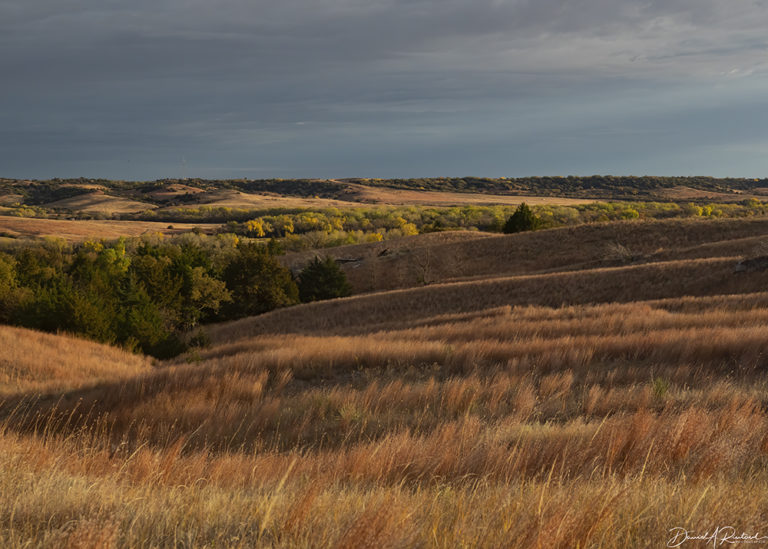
5,198,768,252
224,199,768,251
0,234,351,358
535,200,768,226
235,206,512,238
137,206,263,223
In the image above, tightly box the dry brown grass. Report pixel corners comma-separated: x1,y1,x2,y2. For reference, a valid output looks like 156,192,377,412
165,188,365,211
285,216,768,293
152,186,595,217
0,217,220,241
657,185,766,202
211,256,768,342
11,295,765,451
7,420,767,549
5,215,768,547
42,191,154,214
0,325,151,396
337,182,597,207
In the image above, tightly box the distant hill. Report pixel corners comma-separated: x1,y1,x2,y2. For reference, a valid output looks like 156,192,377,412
42,190,154,214
2,175,767,216
346,175,768,199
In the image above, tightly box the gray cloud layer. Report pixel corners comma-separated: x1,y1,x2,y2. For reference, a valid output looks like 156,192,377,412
2,0,768,179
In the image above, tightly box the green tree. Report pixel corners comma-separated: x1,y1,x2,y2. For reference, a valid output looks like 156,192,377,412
221,243,298,318
184,266,231,328
298,256,352,302
0,253,31,323
503,203,540,233
19,278,78,335
118,275,185,358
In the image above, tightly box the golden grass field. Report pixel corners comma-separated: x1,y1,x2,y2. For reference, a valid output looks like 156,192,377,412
42,191,154,214
0,326,151,396
0,217,221,242
178,189,365,210
332,182,597,207
4,216,768,547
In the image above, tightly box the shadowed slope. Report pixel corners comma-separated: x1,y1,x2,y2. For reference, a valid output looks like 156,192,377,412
208,256,767,343
284,217,768,292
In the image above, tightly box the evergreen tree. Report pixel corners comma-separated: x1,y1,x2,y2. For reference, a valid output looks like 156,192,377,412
503,202,540,233
298,256,352,302
221,242,298,318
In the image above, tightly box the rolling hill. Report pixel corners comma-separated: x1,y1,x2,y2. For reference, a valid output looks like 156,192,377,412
283,216,768,293
4,175,768,221
3,215,768,547
0,325,151,396
42,190,155,214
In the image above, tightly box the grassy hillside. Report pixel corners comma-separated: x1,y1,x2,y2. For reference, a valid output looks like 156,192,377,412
3,175,768,220
283,216,768,292
325,182,595,206
0,177,598,221
0,217,221,241
0,325,151,395
3,215,768,546
41,191,154,214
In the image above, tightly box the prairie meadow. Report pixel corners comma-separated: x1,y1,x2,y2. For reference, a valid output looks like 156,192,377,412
3,212,768,547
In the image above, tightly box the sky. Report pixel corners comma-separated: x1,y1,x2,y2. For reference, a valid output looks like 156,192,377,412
2,0,768,181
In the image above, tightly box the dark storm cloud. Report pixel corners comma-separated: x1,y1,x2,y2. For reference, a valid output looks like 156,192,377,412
2,0,768,179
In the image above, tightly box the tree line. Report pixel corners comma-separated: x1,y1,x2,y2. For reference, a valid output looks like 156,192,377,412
0,234,350,358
